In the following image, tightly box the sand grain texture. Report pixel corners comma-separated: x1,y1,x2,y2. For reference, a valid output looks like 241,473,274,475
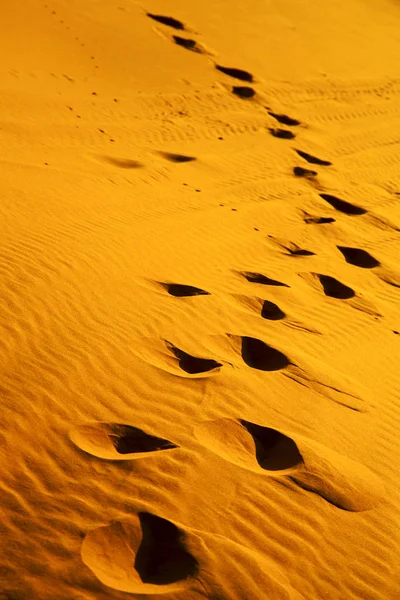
1,0,400,598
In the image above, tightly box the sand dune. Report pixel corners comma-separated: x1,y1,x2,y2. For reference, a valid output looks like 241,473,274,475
1,0,400,598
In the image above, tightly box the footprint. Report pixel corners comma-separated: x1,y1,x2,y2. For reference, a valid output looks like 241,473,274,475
81,513,198,594
268,237,315,257
337,246,380,269
194,419,385,511
232,86,255,99
173,36,204,53
215,65,254,82
242,272,290,287
241,336,290,371
267,111,300,126
317,274,355,299
293,166,317,178
99,156,143,168
231,296,320,334
159,152,196,163
319,193,366,215
167,343,222,374
146,13,185,30
69,422,177,460
163,283,210,297
303,213,336,225
300,273,380,317
81,512,302,599
269,128,295,139
286,244,315,257
261,300,286,320
194,419,301,474
131,338,222,378
295,150,331,166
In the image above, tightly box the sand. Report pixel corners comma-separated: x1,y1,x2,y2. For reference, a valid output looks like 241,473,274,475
1,0,400,598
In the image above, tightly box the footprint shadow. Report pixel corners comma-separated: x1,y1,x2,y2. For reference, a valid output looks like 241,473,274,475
241,336,290,371
269,128,295,139
135,514,199,586
163,283,210,297
295,149,331,166
317,274,355,299
293,166,317,178
241,421,302,471
173,36,204,53
268,112,300,126
147,13,185,30
337,246,380,269
215,65,254,82
81,514,198,594
241,271,290,287
97,156,143,169
159,152,196,163
261,300,286,320
319,193,366,215
168,343,222,375
303,213,335,225
232,86,256,99
70,422,178,460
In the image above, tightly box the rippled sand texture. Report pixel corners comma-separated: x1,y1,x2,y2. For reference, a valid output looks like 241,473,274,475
1,0,400,598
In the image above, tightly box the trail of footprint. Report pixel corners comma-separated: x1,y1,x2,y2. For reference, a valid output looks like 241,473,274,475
365,213,400,233
147,13,185,30
268,111,301,126
241,271,290,287
337,246,380,268
69,422,178,460
194,419,385,511
167,343,222,374
81,513,198,594
283,366,368,412
319,193,366,215
162,283,210,297
295,150,331,166
376,271,400,289
215,65,254,82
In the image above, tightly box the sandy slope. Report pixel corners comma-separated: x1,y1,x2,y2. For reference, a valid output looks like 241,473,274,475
1,0,400,598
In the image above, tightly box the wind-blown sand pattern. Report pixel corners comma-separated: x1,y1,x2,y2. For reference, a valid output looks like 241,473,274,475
1,0,400,598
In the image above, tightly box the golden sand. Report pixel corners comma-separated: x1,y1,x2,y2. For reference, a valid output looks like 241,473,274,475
1,0,400,598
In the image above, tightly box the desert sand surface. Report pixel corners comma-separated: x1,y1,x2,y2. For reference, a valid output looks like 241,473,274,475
1,0,400,598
